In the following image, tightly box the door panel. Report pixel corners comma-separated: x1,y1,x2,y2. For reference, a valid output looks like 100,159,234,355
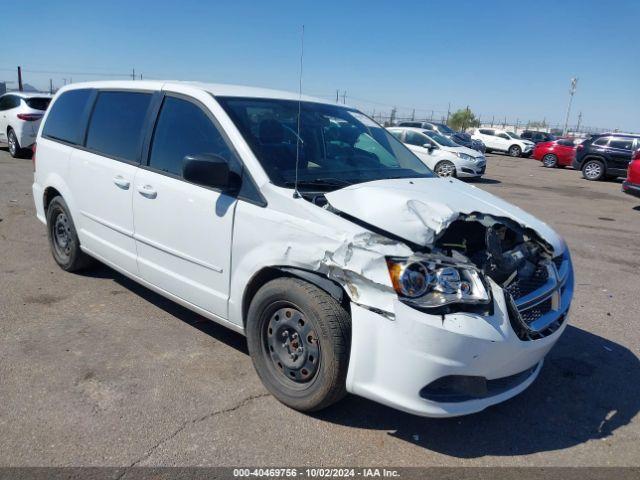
132,93,239,319
68,149,138,273
132,169,236,316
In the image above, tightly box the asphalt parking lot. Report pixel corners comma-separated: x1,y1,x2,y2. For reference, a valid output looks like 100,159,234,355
1,148,639,468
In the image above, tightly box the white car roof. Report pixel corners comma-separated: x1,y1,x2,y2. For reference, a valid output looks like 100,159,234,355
1,91,52,98
54,80,335,106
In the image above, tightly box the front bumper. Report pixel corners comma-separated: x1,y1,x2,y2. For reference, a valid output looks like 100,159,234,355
456,159,486,178
622,180,640,198
346,257,573,417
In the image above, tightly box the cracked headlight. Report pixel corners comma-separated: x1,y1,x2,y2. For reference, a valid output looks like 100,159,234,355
387,257,491,308
456,152,473,161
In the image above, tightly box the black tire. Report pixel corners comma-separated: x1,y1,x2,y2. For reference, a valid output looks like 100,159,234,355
246,277,350,412
582,159,605,181
46,196,94,272
434,160,457,177
508,145,522,157
7,129,22,158
542,153,558,168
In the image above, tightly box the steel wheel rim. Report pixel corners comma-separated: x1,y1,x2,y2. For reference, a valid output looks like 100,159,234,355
8,133,16,155
52,212,72,258
543,154,556,167
436,162,455,177
264,306,320,384
584,162,601,179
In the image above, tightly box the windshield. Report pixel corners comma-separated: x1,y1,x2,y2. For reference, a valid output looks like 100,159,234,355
434,123,456,135
217,97,433,189
507,132,522,139
423,130,459,147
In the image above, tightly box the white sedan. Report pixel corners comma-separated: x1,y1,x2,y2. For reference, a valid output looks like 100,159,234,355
388,127,486,178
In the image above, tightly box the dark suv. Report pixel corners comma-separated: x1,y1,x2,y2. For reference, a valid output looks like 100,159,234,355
521,130,556,144
397,121,485,153
573,133,640,181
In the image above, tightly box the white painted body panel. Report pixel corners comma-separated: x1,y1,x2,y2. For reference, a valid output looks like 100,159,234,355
32,80,571,418
68,148,139,274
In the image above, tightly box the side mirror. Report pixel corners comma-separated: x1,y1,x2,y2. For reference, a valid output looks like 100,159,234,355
424,143,436,151
182,154,240,192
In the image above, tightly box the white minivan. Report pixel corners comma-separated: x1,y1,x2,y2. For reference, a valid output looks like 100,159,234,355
33,81,574,417
387,126,486,178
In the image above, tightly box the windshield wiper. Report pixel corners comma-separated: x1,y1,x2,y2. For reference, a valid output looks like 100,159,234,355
285,177,352,189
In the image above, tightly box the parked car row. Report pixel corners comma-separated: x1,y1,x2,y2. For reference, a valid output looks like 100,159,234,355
0,92,52,158
398,121,486,153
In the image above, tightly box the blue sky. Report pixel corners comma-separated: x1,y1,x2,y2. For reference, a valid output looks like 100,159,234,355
2,0,638,131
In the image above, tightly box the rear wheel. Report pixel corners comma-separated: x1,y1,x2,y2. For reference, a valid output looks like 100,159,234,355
46,196,94,271
7,129,21,158
542,154,558,168
246,278,350,412
582,159,605,181
434,160,456,177
508,145,522,157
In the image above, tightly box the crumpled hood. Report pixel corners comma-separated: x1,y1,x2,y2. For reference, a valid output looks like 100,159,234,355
325,177,564,254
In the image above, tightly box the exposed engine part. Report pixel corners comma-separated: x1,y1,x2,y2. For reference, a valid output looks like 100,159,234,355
433,213,552,289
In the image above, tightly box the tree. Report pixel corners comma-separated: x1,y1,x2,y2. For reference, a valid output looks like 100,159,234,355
448,107,480,132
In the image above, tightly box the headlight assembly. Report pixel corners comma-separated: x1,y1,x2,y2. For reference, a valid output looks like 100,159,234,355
387,257,491,308
456,152,473,161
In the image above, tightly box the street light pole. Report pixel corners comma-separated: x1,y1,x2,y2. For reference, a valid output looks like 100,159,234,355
563,77,578,136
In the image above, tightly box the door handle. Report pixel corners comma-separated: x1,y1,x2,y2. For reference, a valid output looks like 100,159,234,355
137,184,157,199
113,175,130,189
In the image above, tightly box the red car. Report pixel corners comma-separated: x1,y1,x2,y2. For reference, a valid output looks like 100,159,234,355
532,138,576,168
622,149,640,198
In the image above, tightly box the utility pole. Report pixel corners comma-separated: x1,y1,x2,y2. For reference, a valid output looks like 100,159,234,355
336,89,339,103
576,111,583,132
17,66,23,92
563,77,578,136
411,109,415,121
341,90,346,104
49,78,53,94
132,68,136,81
446,102,451,124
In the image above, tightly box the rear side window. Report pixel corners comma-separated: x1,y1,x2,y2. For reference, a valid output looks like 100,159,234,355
43,89,93,144
592,137,609,146
0,95,20,110
557,139,575,147
608,138,634,150
25,97,51,111
86,91,152,162
405,131,429,146
148,96,236,177
479,129,494,135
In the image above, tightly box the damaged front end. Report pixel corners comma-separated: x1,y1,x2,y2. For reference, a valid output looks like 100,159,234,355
386,213,574,341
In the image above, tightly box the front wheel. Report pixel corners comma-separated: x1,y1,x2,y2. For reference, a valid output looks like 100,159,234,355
246,277,350,412
542,154,558,168
508,145,522,157
434,160,456,177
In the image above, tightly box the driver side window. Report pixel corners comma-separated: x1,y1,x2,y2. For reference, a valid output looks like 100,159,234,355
148,96,236,177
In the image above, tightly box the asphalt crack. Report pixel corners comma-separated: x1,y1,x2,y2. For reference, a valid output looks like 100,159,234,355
116,392,270,477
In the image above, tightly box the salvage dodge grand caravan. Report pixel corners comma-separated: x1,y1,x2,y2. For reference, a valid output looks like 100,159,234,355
33,81,574,417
